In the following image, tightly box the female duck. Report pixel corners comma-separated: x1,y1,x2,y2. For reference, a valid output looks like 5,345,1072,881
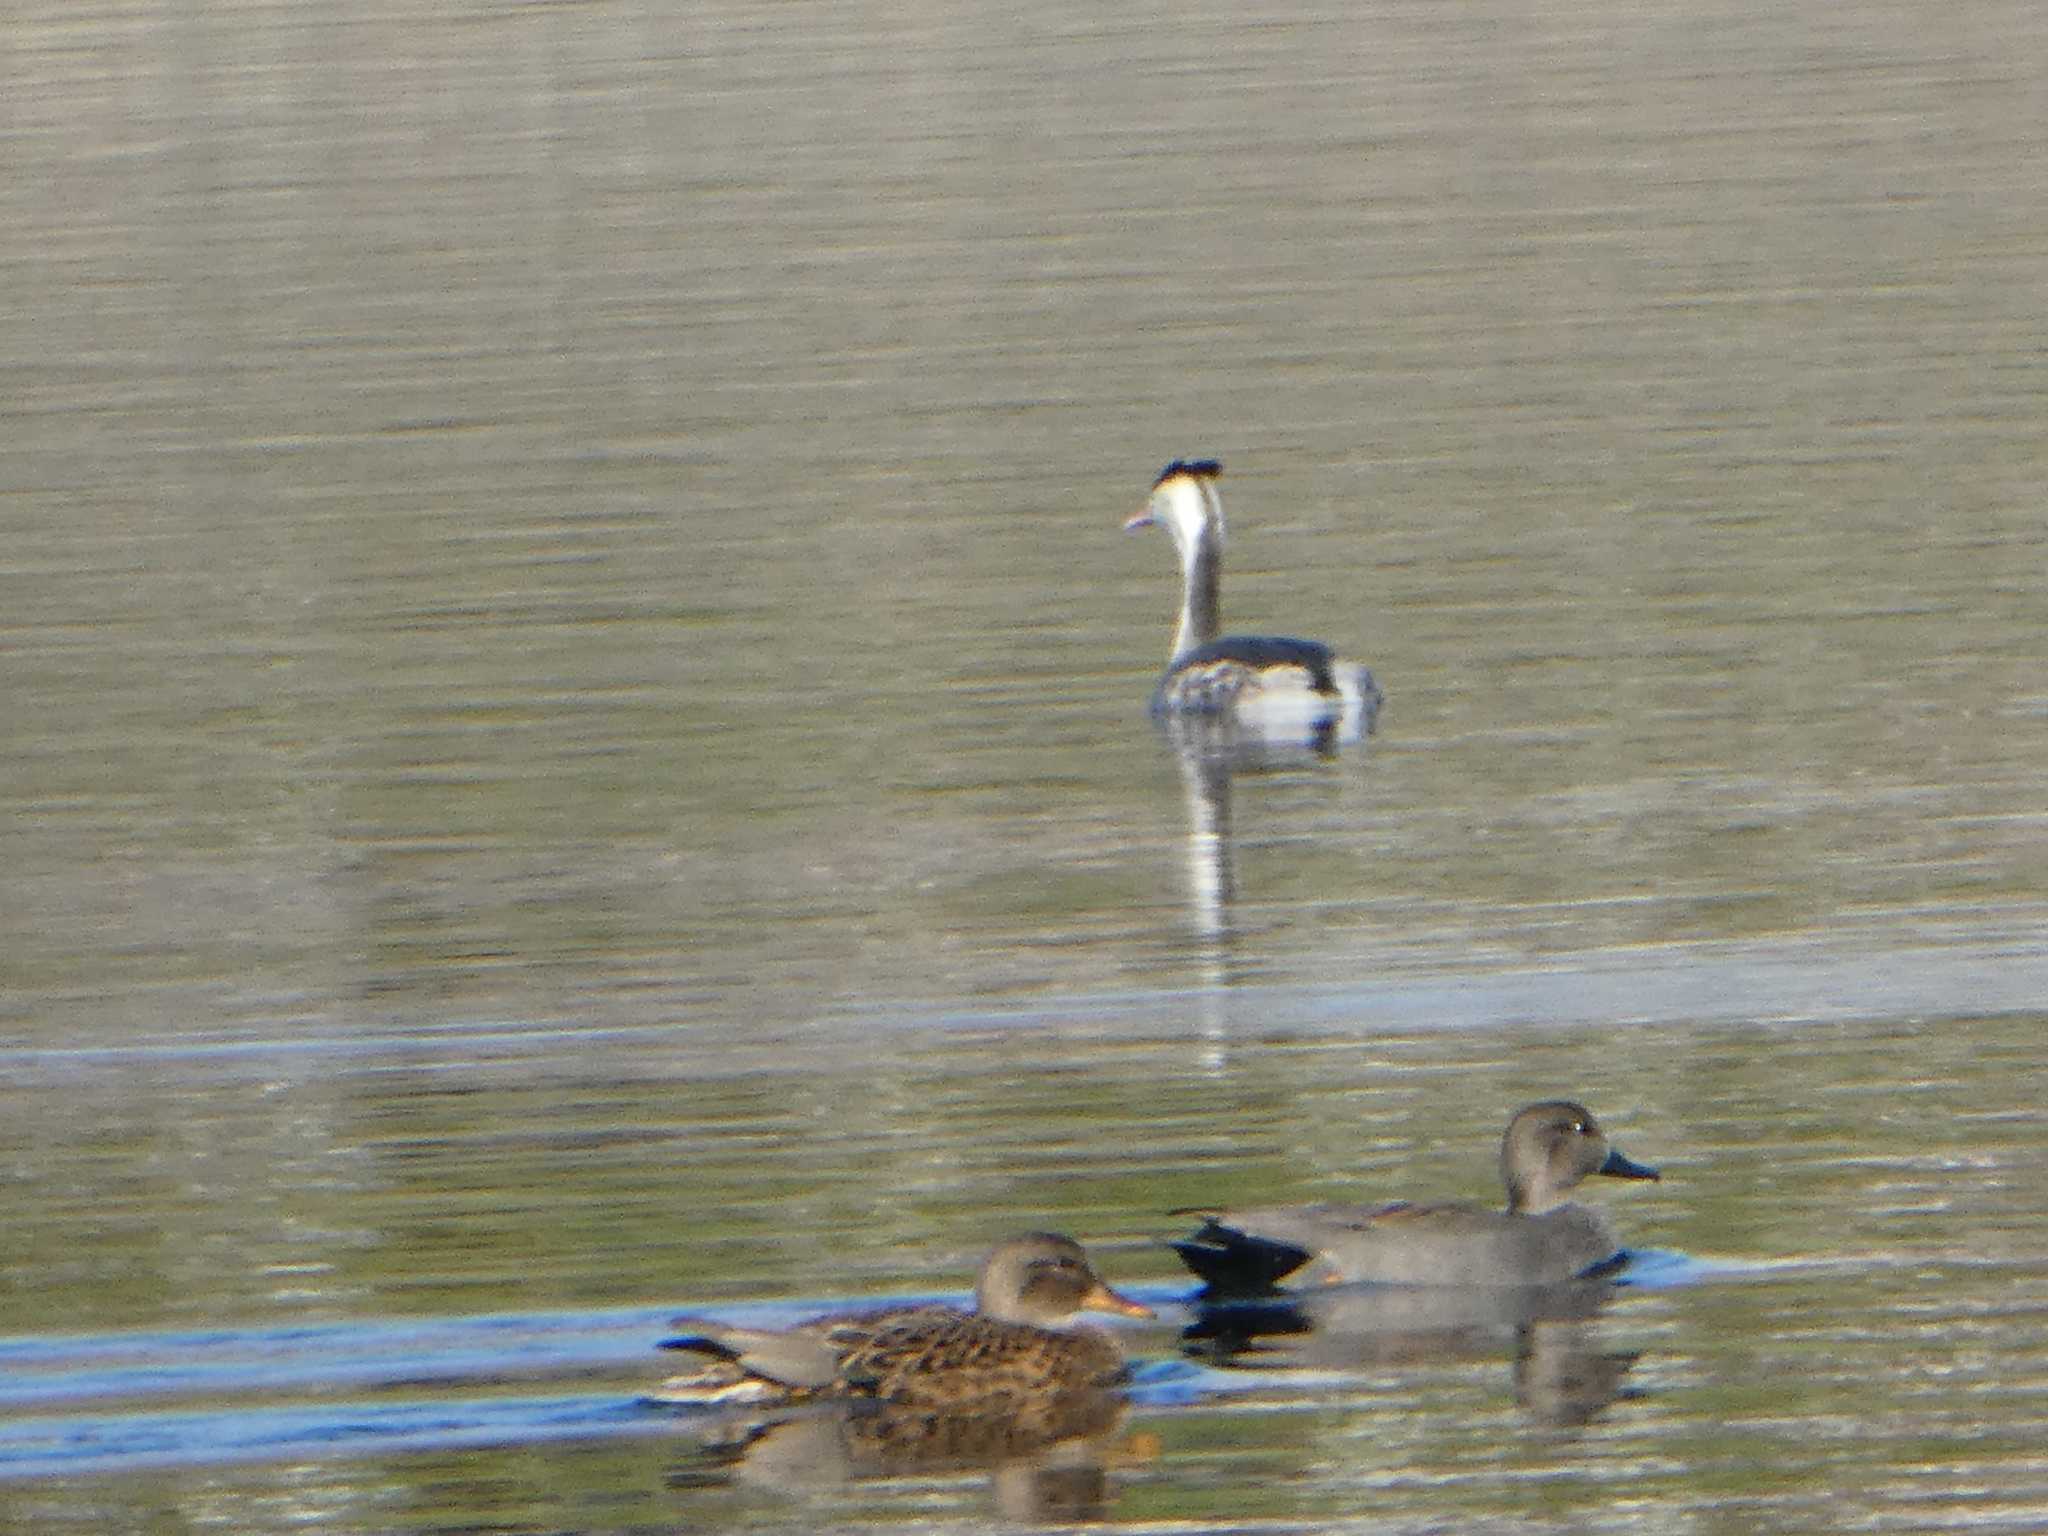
1125,459,1380,740
1172,1101,1660,1291
651,1231,1153,1412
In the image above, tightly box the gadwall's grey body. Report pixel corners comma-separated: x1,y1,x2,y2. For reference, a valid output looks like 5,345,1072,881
1173,1102,1659,1291
1125,460,1380,744
651,1232,1153,1411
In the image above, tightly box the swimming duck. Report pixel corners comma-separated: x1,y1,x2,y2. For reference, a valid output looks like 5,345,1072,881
650,1232,1154,1411
1172,1101,1660,1291
1125,459,1380,739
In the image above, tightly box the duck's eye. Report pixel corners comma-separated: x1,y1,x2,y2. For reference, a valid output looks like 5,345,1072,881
1571,1120,1588,1135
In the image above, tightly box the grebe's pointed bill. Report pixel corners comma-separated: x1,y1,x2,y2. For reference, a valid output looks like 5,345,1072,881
1126,457,1223,530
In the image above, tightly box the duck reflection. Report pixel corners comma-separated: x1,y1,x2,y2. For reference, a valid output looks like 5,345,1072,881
1513,1318,1641,1428
1182,1278,1641,1427
666,1389,1148,1521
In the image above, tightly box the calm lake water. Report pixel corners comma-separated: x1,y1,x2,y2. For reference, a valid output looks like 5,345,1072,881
5,0,2047,1530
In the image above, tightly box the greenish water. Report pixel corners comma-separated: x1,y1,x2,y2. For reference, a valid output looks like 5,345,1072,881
5,1010,2044,1527
5,0,2047,1529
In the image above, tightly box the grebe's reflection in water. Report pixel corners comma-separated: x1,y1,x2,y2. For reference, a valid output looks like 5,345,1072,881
1158,709,1378,1071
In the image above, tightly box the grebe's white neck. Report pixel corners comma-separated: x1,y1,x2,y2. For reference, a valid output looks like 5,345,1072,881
1129,469,1225,665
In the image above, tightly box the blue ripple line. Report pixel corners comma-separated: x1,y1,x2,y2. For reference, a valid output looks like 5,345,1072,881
0,1304,723,1410
0,1285,1162,1410
0,1394,666,1483
0,1284,1179,1412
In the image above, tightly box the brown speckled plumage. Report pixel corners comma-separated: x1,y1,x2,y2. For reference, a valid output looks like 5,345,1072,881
650,1232,1151,1413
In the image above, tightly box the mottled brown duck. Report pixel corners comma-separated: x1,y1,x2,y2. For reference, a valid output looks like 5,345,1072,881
649,1232,1153,1412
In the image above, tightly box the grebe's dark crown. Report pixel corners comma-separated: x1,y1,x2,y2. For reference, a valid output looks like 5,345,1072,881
1154,458,1223,488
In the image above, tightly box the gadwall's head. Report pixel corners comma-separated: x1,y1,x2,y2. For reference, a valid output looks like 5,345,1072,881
1500,1102,1660,1215
974,1232,1155,1327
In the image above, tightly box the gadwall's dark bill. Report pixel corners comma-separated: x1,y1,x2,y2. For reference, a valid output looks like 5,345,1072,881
1173,1101,1660,1291
649,1231,1153,1411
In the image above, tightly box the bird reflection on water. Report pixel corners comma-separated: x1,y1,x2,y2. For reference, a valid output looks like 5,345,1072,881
665,1387,1154,1522
1183,1278,1643,1428
1156,706,1380,1069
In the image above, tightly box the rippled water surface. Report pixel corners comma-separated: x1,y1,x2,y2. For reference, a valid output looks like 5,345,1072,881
5,0,2047,1531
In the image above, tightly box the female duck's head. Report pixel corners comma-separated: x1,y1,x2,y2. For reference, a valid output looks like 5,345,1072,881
975,1232,1154,1328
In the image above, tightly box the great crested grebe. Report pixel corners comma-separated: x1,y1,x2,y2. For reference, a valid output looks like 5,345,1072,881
1125,459,1380,741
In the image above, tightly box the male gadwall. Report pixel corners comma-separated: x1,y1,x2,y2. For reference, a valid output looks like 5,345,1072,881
1172,1101,1660,1291
650,1231,1154,1411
